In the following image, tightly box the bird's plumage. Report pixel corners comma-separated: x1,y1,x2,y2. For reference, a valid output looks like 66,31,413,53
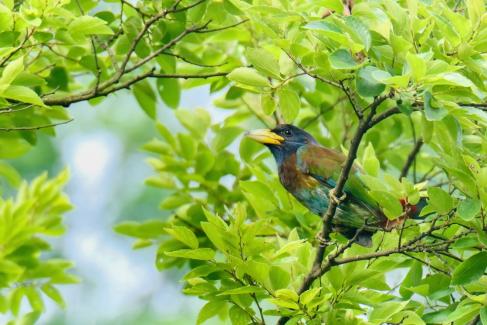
245,124,420,248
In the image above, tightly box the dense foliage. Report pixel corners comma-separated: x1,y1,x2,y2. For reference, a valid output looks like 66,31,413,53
2,0,487,323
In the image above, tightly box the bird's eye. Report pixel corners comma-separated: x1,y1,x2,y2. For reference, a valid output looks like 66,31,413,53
284,130,292,136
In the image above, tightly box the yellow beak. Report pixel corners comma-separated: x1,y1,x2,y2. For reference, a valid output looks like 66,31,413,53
244,129,284,146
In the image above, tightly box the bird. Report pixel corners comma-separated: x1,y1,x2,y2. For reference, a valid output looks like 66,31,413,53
244,124,424,247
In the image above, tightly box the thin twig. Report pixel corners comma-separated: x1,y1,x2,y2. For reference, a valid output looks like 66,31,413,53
0,119,73,131
399,137,423,180
195,19,249,33
161,52,227,67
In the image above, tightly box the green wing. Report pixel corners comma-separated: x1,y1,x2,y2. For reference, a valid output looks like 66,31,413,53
296,144,379,211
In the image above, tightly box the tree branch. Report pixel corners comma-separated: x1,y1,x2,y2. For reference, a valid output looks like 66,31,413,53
399,136,423,180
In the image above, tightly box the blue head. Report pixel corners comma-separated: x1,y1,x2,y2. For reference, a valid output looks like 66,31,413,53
244,124,319,165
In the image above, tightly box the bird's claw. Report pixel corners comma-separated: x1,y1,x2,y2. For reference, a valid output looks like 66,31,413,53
329,189,347,204
315,230,337,248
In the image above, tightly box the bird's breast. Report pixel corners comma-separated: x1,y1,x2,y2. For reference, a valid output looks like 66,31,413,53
278,154,318,190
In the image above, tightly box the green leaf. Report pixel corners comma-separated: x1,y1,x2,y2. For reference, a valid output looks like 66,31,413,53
444,305,481,323
160,192,192,209
246,48,281,79
359,175,388,191
178,133,196,160
457,199,481,221
356,67,385,97
276,289,299,301
369,190,403,219
329,49,360,69
212,127,243,152
68,16,114,34
180,264,220,281
266,298,299,309
363,142,380,177
397,95,413,115
1,86,45,106
278,89,300,122
0,162,21,187
279,52,296,76
383,0,407,34
271,239,306,260
451,252,487,286
269,266,291,290
427,187,453,215
406,52,426,83
421,115,434,143
25,287,44,312
0,57,23,85
300,288,321,305
133,80,156,119
218,286,266,295
467,0,485,27
240,180,277,204
246,259,269,283
314,0,344,12
17,311,41,325
369,301,408,322
400,261,422,299
227,68,269,88
165,248,216,260
344,16,371,51
261,94,277,116
480,306,487,325
382,173,402,191
165,225,199,249
229,305,249,325
424,91,447,121
196,301,221,325
157,78,180,109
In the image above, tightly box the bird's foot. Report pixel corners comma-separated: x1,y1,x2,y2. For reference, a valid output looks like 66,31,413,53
329,189,347,205
315,230,337,248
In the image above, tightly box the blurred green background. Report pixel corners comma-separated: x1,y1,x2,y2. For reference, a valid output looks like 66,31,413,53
7,87,229,325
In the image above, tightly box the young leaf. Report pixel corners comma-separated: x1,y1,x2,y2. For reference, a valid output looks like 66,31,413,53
68,16,114,34
180,265,220,281
1,86,45,106
276,289,299,301
363,142,380,177
165,248,216,260
481,306,487,325
271,239,306,260
165,225,199,249
300,288,321,305
218,286,266,296
0,57,23,85
261,94,277,116
278,89,300,122
406,52,425,83
246,48,281,79
229,305,249,325
133,81,156,119
227,68,269,88
196,301,221,325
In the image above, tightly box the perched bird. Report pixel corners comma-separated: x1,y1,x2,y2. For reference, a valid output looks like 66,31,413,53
245,124,423,247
